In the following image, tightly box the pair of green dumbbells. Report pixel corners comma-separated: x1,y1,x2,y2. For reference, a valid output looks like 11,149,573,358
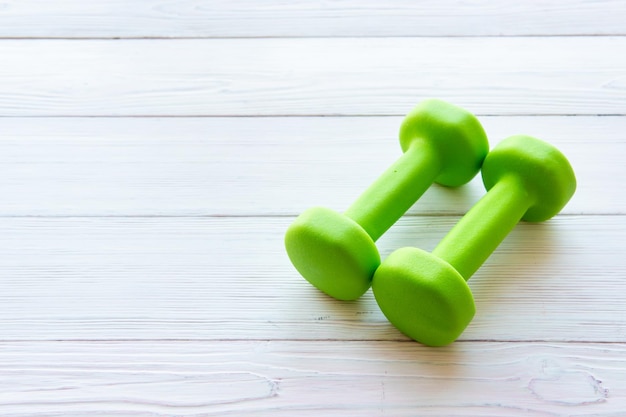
284,99,576,346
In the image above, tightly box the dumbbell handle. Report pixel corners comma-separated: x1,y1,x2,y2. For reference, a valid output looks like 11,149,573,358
344,140,441,241
432,175,532,280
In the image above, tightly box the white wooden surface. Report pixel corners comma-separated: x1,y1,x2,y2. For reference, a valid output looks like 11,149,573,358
1,1,625,415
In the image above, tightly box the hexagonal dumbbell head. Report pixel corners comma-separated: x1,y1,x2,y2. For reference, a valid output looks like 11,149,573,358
373,135,576,346
400,99,490,187
482,134,577,222
285,99,489,301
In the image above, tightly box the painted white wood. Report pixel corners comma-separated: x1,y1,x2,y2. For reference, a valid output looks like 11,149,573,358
0,340,623,415
0,1,623,413
0,0,624,38
0,37,624,116
0,115,621,216
0,215,623,342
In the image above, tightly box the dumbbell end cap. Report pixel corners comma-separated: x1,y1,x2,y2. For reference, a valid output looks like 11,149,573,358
482,135,576,222
400,99,489,187
285,207,380,300
373,247,475,346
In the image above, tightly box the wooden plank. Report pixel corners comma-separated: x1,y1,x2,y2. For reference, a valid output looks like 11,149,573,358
0,340,623,415
0,1,624,38
0,215,623,342
0,116,621,216
0,37,624,116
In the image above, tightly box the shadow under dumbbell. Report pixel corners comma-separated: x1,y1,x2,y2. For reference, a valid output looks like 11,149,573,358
405,180,485,217
465,220,562,340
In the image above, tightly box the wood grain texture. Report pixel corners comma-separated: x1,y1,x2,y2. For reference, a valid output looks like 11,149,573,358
0,0,624,38
0,116,620,216
0,215,623,342
0,340,623,416
0,37,624,116
1,2,624,414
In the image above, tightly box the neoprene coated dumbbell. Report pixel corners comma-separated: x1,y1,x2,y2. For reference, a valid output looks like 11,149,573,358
284,99,489,300
372,134,576,346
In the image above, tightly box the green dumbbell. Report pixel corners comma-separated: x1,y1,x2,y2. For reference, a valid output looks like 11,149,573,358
284,99,489,300
372,135,576,346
